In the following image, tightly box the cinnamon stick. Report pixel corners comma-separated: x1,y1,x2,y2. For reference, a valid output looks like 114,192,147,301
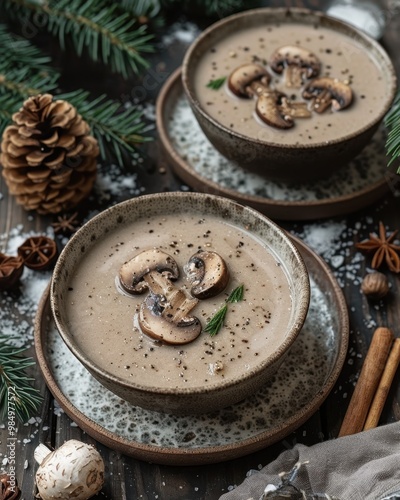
338,327,394,437
363,338,400,431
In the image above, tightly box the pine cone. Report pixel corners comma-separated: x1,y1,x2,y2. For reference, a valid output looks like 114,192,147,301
0,94,99,214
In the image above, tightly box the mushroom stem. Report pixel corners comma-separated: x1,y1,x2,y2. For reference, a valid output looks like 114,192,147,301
34,443,51,465
280,97,312,118
143,271,199,323
284,65,304,88
269,46,321,88
256,91,295,129
34,440,104,500
139,271,202,344
302,77,353,113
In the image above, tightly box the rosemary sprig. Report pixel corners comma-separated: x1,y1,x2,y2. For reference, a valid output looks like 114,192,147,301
0,337,42,422
206,77,227,90
227,283,244,303
204,284,244,337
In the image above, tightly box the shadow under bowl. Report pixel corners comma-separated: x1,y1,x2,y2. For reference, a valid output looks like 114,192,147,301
50,192,310,415
181,8,397,182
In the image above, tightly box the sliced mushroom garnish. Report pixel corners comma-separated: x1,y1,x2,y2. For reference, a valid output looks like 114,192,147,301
255,90,295,130
228,63,271,98
302,77,353,113
119,249,179,294
138,271,201,345
270,46,321,88
279,96,312,119
185,251,229,299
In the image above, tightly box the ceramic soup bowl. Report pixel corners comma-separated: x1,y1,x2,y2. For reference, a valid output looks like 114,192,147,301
181,8,397,181
51,192,310,415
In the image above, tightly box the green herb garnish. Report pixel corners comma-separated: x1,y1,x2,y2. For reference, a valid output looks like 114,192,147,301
206,77,227,90
204,284,244,337
0,337,43,422
227,283,244,303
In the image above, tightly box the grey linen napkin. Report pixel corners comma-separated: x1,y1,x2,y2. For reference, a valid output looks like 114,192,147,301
219,422,400,500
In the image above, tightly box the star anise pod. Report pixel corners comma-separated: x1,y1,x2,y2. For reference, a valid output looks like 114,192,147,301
0,473,21,500
356,221,400,273
51,212,80,235
0,253,24,290
17,236,58,270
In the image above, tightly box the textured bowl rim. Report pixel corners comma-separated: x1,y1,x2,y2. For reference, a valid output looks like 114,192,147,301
181,7,397,151
50,192,310,399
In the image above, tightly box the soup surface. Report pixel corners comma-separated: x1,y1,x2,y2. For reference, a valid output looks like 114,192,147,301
65,214,292,390
193,22,387,145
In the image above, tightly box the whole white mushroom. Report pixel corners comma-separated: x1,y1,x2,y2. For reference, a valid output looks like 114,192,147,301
34,439,104,500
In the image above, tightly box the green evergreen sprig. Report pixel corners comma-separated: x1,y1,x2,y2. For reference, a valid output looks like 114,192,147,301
60,90,151,164
0,337,42,422
3,0,156,78
204,284,244,337
385,91,400,173
161,0,248,18
0,25,150,162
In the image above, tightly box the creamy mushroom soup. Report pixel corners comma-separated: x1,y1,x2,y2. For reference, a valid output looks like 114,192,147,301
193,22,387,145
65,214,292,390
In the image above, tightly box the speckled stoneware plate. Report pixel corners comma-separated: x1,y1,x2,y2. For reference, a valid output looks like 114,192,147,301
34,235,349,466
156,68,390,221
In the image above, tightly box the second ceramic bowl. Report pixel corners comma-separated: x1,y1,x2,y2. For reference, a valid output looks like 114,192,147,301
181,8,397,181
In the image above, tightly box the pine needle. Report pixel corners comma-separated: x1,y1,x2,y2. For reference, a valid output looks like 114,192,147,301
204,284,244,337
385,91,400,173
0,29,151,163
0,337,42,422
4,0,156,78
60,90,151,164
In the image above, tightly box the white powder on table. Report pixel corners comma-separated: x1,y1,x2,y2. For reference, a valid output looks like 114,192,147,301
168,96,388,202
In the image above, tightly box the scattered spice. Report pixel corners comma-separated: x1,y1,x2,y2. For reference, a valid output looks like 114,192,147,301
361,271,389,299
0,253,24,290
51,212,80,235
0,472,21,500
17,236,58,270
356,221,400,273
206,77,226,90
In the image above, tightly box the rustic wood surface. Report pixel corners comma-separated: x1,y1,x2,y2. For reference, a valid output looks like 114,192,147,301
1,1,400,498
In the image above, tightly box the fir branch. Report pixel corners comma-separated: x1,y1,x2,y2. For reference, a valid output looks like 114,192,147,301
0,68,59,99
200,0,250,16
121,0,162,18
4,0,155,78
161,0,249,17
0,93,24,136
0,24,54,73
205,284,244,337
206,77,226,90
60,90,151,164
0,337,42,422
385,91,400,173
0,29,150,162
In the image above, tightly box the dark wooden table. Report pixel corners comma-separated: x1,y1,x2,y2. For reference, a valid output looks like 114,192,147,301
1,1,400,498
